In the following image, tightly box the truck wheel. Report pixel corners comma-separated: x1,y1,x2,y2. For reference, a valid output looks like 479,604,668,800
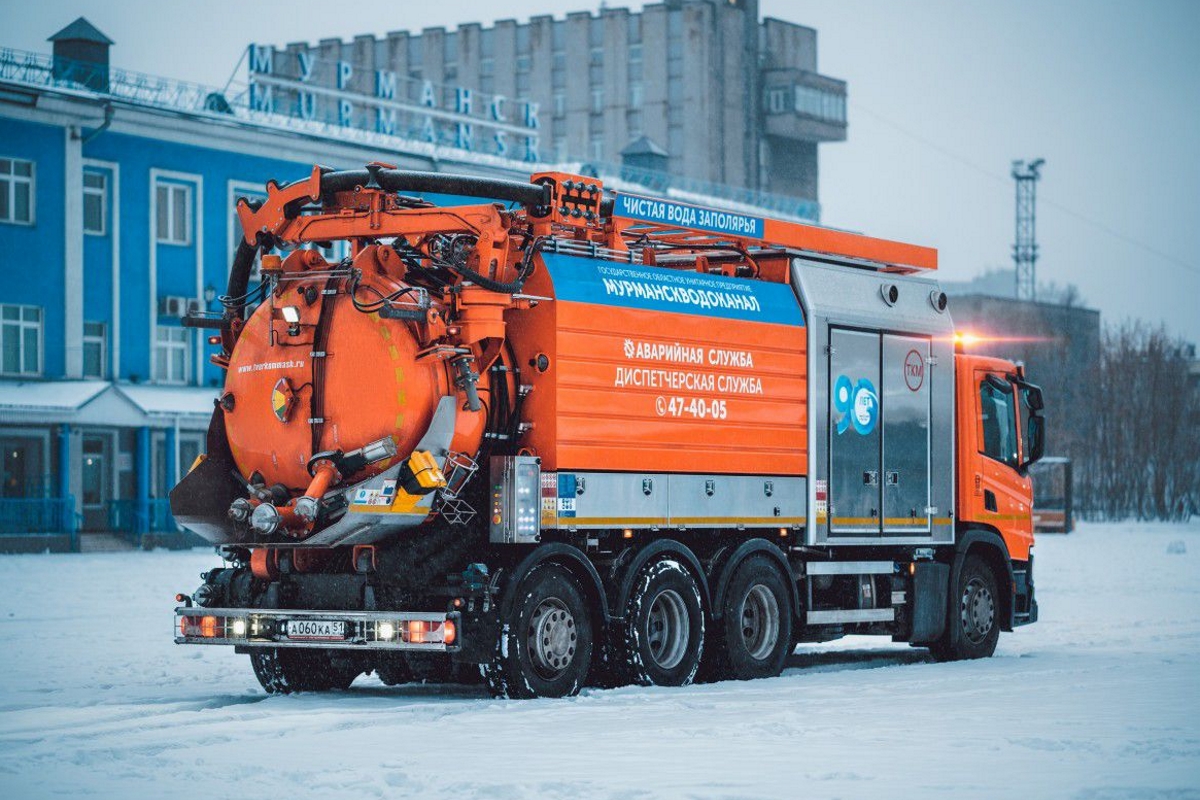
483,563,594,699
617,559,705,687
712,555,794,681
930,554,1001,662
250,649,357,693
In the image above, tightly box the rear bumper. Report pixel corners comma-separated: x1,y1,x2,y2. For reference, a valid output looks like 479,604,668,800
175,607,460,652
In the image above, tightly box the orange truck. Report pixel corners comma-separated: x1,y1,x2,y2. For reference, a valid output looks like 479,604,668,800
172,165,1043,697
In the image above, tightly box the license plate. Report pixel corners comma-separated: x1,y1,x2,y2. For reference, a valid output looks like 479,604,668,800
285,619,346,641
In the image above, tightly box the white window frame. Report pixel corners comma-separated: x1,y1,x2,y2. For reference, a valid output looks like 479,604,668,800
83,170,107,235
154,325,191,385
0,157,35,226
82,321,107,379
0,304,43,377
228,180,267,282
155,180,193,245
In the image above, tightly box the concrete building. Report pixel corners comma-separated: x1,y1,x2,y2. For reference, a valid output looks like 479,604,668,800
250,0,847,222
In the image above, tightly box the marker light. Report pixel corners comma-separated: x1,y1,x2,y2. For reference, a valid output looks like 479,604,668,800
200,616,219,638
408,620,426,643
378,622,396,641
231,619,247,637
280,306,301,324
443,620,457,646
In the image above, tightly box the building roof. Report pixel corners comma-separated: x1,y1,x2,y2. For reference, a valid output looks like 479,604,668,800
48,18,113,46
0,380,109,412
115,384,217,418
620,136,670,158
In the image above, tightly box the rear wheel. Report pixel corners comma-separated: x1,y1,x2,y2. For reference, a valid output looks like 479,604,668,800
711,555,794,681
616,559,705,687
250,648,360,694
483,563,594,699
930,554,1001,661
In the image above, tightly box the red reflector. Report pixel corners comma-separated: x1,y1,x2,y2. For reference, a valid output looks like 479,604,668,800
443,620,456,646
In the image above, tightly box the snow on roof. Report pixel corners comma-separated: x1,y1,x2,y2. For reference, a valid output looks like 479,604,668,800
114,384,217,418
0,380,110,411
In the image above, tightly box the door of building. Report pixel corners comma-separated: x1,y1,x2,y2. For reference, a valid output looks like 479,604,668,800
81,434,111,531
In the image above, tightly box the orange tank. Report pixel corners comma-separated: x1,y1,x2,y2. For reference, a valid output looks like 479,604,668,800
221,247,486,491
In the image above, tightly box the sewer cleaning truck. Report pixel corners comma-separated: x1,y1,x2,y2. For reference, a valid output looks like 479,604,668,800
172,165,1042,697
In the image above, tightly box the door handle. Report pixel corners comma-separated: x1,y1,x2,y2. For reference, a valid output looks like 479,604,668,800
984,490,998,513
863,471,879,486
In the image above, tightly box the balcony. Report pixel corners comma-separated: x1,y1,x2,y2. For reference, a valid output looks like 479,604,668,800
761,69,848,144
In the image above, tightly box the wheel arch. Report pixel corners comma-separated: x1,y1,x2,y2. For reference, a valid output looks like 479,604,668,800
953,526,1016,632
613,538,711,619
502,543,612,631
708,538,798,622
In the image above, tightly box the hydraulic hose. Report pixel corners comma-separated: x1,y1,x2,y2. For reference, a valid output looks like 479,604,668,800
313,169,552,209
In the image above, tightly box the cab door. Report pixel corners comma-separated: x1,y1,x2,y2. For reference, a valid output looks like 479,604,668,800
957,357,1033,558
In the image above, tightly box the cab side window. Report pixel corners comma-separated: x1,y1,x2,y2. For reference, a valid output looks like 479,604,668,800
979,377,1019,468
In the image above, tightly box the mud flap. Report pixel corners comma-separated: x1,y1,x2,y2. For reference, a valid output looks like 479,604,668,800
909,562,949,644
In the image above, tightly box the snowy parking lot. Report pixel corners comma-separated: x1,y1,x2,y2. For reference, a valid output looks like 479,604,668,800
0,521,1197,799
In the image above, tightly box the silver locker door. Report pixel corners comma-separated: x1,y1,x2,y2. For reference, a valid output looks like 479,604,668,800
882,335,931,533
829,328,881,535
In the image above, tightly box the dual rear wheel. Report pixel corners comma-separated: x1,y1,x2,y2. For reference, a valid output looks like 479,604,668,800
484,551,795,698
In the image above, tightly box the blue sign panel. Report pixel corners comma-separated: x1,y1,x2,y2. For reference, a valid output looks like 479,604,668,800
613,193,765,239
543,253,804,326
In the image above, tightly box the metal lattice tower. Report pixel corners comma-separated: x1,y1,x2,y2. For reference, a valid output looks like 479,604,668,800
1011,158,1045,301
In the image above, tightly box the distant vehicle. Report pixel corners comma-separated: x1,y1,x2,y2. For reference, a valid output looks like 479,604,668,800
171,165,1044,698
1031,457,1074,533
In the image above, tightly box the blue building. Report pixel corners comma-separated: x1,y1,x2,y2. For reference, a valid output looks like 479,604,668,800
0,15,830,550
0,18,556,549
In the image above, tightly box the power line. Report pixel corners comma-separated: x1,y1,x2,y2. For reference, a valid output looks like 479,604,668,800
848,102,1200,278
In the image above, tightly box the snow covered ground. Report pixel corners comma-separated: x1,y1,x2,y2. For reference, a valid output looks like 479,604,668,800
0,521,1197,799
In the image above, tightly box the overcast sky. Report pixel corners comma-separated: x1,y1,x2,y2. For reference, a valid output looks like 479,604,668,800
6,0,1199,343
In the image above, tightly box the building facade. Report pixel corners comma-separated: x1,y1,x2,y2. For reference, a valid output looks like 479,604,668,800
0,7,844,549
250,0,847,221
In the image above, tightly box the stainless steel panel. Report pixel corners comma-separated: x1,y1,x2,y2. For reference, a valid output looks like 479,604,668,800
668,474,805,528
791,259,955,547
806,608,895,624
829,328,881,534
882,334,932,534
806,560,894,575
489,456,542,543
565,471,670,528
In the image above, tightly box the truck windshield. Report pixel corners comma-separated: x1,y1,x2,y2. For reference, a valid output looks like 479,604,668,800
979,377,1019,469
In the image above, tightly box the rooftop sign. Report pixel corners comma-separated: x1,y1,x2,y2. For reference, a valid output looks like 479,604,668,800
247,45,540,161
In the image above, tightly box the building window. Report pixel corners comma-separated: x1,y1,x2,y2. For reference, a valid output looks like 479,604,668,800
590,138,604,161
553,92,566,118
83,321,107,379
83,171,107,235
155,181,192,245
154,325,191,384
0,305,42,377
481,57,494,77
629,83,643,110
591,88,604,115
0,158,34,225
766,87,790,115
794,85,847,124
516,54,531,73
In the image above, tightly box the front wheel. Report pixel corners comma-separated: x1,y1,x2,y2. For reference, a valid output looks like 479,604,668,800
930,554,1001,662
483,563,594,699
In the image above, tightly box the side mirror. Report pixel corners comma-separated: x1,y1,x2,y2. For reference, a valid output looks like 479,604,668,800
1024,383,1045,412
1022,414,1045,469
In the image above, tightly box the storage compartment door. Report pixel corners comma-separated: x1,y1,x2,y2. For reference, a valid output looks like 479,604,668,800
882,335,932,534
828,328,881,535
